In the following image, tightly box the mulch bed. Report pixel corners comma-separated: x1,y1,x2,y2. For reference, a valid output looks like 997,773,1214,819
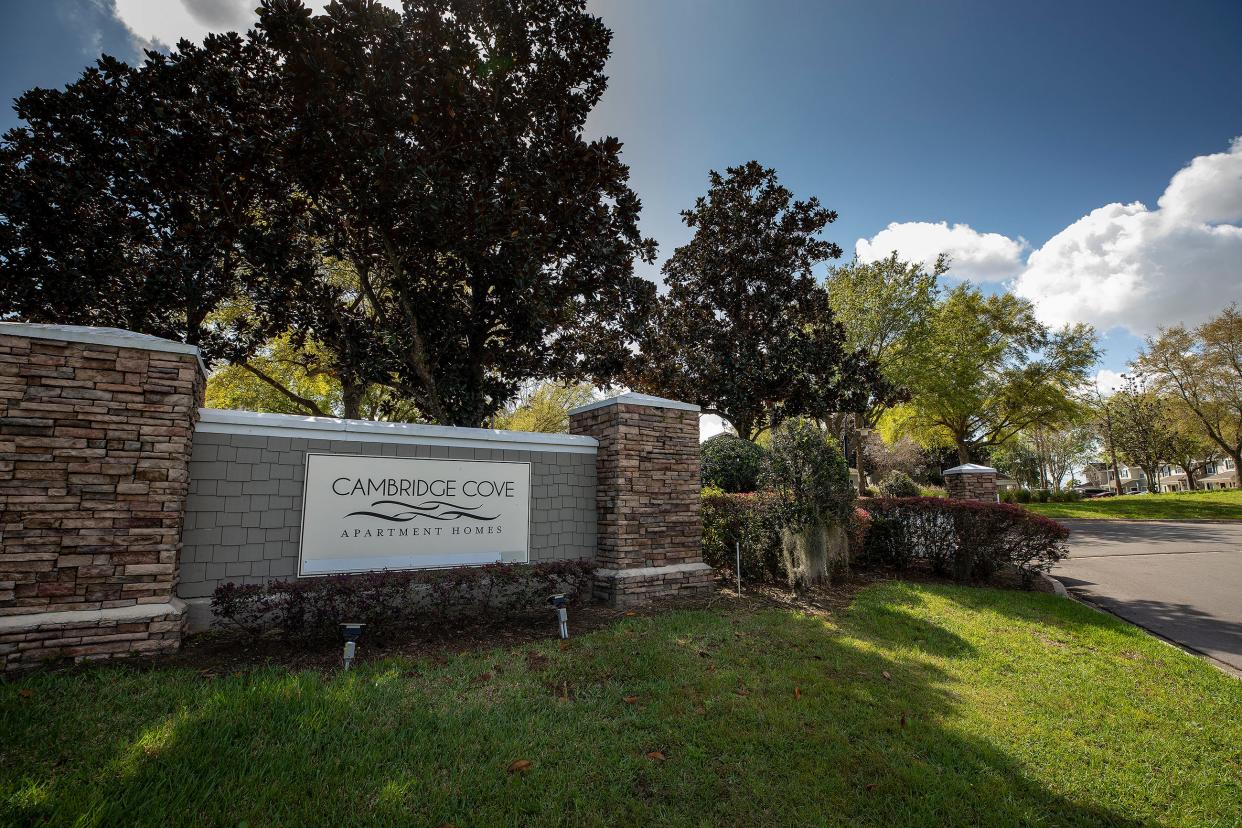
8,566,1052,679
156,564,1051,676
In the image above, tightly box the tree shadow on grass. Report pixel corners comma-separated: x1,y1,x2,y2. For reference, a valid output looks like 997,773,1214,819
0,598,1194,827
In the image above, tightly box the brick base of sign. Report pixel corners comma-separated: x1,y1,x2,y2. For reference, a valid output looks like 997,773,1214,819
593,562,715,608
0,599,187,672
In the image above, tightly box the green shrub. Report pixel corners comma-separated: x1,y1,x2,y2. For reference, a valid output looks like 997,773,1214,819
701,490,872,584
877,470,920,498
700,433,767,493
1035,489,1051,503
1014,488,1032,504
918,485,948,498
1000,488,1017,503
701,488,785,582
761,419,856,587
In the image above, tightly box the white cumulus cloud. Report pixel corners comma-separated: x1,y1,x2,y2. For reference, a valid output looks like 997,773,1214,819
855,220,1027,283
1092,369,1127,394
1013,138,1242,335
855,138,1242,337
112,0,402,49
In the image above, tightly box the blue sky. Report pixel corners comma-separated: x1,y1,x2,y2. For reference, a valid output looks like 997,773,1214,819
3,0,1241,383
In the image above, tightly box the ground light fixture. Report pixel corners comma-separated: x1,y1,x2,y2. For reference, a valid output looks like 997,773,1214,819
340,623,365,669
547,593,570,639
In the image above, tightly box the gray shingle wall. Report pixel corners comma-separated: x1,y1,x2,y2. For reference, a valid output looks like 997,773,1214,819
177,432,597,599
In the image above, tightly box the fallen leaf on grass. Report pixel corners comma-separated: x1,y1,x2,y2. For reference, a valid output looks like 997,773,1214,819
794,687,801,700
900,713,908,728
624,611,638,617
734,689,751,697
646,751,666,762
623,695,639,704
507,759,532,774
865,783,879,792
17,688,33,699
882,671,892,681
558,641,571,651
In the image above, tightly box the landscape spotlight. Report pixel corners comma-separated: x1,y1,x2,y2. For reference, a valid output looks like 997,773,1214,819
547,594,570,639
340,623,365,670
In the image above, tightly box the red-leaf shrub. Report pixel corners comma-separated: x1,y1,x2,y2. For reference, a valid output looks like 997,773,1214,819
210,560,596,641
858,497,1068,587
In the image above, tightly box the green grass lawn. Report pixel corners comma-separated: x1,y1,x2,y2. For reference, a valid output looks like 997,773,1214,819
1023,488,1242,520
3,583,1240,827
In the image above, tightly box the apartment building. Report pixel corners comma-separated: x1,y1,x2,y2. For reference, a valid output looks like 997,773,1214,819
1083,458,1237,493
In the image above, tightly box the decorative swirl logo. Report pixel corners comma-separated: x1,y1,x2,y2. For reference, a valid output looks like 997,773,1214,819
345,499,499,522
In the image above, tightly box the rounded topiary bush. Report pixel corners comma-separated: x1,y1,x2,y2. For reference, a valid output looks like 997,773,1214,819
876,470,920,499
700,433,767,493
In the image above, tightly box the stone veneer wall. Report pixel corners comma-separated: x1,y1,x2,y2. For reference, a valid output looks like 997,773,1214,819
568,393,712,607
0,324,204,670
944,468,999,502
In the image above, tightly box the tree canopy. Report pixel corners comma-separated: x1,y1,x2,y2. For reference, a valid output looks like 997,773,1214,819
1137,304,1242,474
824,252,942,425
897,284,1099,463
1,0,657,427
0,34,302,361
630,161,885,440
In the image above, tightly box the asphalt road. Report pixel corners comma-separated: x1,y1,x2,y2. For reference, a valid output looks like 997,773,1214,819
1051,520,1242,673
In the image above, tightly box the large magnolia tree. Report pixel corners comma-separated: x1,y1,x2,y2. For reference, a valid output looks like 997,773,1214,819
2,0,657,427
0,34,303,361
630,161,886,440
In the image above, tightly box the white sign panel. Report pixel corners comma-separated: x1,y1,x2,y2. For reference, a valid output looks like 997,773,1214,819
298,453,530,576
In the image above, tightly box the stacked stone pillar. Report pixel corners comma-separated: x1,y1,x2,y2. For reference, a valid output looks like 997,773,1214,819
0,324,204,670
569,393,713,606
943,463,1000,502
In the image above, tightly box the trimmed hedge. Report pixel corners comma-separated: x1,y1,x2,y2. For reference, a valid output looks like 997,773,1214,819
700,487,786,581
700,434,767,493
858,497,1069,586
1001,488,1083,504
701,488,869,583
211,561,595,641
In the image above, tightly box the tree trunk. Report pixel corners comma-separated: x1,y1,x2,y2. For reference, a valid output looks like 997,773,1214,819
854,423,866,495
1109,444,1123,496
956,442,970,465
341,377,365,421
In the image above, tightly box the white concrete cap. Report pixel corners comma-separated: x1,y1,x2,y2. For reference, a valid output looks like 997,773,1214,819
196,407,599,454
567,391,700,416
943,463,998,475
